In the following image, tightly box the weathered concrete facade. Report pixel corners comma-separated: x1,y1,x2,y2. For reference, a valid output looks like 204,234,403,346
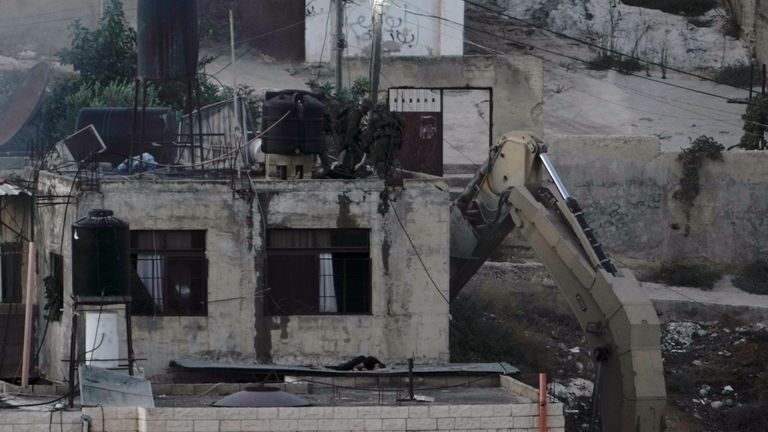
346,55,544,141
546,135,768,264
35,173,449,380
727,0,768,66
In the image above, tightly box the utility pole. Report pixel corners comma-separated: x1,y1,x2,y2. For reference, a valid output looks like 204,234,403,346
335,0,345,93
229,9,240,178
369,0,384,105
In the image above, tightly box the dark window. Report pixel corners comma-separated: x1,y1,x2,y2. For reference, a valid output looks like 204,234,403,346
44,253,64,321
130,231,207,316
265,229,371,315
1,242,22,303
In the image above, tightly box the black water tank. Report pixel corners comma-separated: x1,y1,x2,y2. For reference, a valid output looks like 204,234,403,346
72,210,130,298
137,0,199,80
76,107,177,166
262,91,324,155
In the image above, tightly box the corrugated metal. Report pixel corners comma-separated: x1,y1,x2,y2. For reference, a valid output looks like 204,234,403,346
178,99,249,168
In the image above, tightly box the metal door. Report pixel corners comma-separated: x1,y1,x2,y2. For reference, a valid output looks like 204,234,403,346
389,89,443,176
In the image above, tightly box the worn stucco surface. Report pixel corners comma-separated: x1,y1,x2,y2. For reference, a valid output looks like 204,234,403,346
35,173,449,379
345,55,544,141
546,135,768,264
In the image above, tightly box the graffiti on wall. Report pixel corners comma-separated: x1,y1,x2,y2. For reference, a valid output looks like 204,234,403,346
347,1,424,53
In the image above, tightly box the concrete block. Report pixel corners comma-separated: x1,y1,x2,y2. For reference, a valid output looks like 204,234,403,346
332,406,358,418
257,408,278,419
143,421,168,432
357,406,382,418
297,407,333,419
104,419,137,431
436,417,454,430
317,419,349,431
407,406,428,418
219,409,259,420
174,408,210,420
166,420,194,431
116,407,138,419
364,418,383,430
240,419,270,431
144,408,173,420
480,416,516,429
194,420,220,431
491,404,512,417
269,419,298,431
220,420,242,432
381,417,406,430
428,405,451,418
453,416,481,429
277,407,300,419
380,406,409,418
512,416,533,428
405,417,436,430
510,404,538,416
297,419,318,430
219,383,240,394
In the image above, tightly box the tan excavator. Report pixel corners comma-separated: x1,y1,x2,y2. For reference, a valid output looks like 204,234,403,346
450,132,667,432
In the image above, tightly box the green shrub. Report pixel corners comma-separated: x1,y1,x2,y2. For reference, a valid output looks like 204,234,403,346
733,260,768,295
588,53,643,73
715,61,754,88
620,0,718,16
649,260,723,289
673,136,724,234
738,94,768,150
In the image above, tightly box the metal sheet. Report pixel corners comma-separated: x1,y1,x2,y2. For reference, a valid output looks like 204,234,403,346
79,365,155,408
171,359,519,377
213,387,311,407
0,63,51,147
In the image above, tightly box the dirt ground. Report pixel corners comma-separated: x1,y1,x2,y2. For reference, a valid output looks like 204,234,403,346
451,263,768,432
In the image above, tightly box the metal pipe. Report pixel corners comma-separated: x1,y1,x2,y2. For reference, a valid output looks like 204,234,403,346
81,414,92,432
369,0,384,105
335,0,345,93
20,241,36,388
539,373,547,432
230,9,240,178
407,358,415,401
539,153,571,200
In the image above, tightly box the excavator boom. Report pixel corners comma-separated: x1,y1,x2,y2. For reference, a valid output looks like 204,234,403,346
450,132,666,432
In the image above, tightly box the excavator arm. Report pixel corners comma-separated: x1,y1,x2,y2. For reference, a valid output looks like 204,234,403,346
450,132,666,432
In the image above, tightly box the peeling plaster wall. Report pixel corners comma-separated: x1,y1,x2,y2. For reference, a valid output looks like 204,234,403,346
546,135,768,264
35,173,449,380
345,55,544,141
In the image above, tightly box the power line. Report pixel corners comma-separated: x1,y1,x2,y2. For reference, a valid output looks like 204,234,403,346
403,8,741,103
388,201,450,304
462,0,754,94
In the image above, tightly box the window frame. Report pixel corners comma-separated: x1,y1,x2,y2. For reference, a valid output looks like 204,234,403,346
265,228,372,316
130,230,208,317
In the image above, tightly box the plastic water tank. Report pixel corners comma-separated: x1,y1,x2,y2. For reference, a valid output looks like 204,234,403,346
72,210,130,298
261,91,324,155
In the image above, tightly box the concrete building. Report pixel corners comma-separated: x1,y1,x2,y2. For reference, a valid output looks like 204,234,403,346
727,0,768,66
34,170,450,380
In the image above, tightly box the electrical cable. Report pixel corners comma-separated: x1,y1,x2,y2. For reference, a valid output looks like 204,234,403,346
462,0,754,93
388,201,449,305
316,5,334,82
403,8,740,102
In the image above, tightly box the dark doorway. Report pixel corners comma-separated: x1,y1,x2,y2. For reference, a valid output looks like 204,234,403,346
389,88,444,176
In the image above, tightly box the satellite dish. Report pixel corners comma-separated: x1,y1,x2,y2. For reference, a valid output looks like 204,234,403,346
0,62,51,147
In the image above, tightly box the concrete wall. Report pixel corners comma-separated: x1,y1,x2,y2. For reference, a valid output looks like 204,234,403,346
0,401,566,432
346,55,544,142
546,135,768,264
306,0,464,62
727,0,768,66
35,173,450,380
0,0,138,57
